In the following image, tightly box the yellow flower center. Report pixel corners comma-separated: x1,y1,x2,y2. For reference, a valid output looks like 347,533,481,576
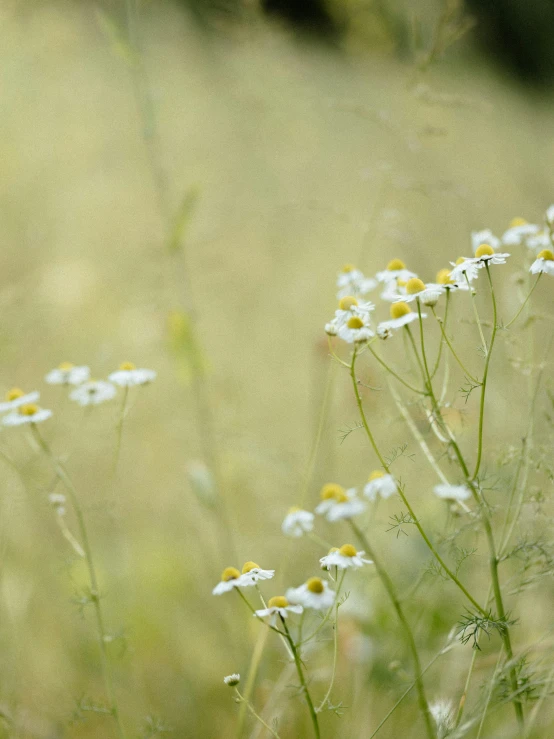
510,217,527,228
306,577,324,594
242,561,260,574
368,470,384,481
19,403,39,416
320,483,347,502
288,506,301,514
386,258,406,271
338,296,358,311
268,595,288,608
58,362,74,371
390,302,410,320
5,387,25,401
341,263,356,273
538,249,554,261
346,316,364,329
455,257,466,265
406,277,425,295
221,567,240,582
436,268,453,285
119,362,136,371
475,244,494,258
339,544,357,557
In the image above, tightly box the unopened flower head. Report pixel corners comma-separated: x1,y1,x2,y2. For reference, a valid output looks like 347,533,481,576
471,229,501,252
240,561,275,583
109,362,157,387
530,249,554,276
320,543,373,570
0,388,40,413
376,258,417,284
69,380,117,406
315,484,366,522
254,595,303,621
223,674,240,687
286,577,336,610
433,484,471,502
364,471,397,501
45,363,90,386
282,507,314,537
2,403,52,426
336,264,377,299
377,302,423,334
48,492,67,516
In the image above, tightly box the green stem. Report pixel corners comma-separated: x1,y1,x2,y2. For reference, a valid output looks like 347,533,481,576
349,520,435,739
32,427,126,739
431,306,479,384
282,620,320,739
504,273,541,329
430,288,449,379
466,273,487,352
368,344,426,395
234,688,282,739
113,385,129,476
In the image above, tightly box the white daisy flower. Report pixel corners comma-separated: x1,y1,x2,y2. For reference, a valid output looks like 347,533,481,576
325,320,339,336
377,302,424,335
108,362,156,387
254,595,303,621
434,484,471,502
0,388,40,413
471,229,501,252
380,279,408,303
319,544,373,570
393,277,444,307
315,483,366,522
502,218,540,246
432,268,469,291
45,362,90,386
286,577,336,611
337,264,377,300
69,380,117,406
212,566,256,595
337,314,375,344
429,699,455,738
223,674,240,687
471,244,510,266
2,403,52,426
333,296,375,328
530,249,554,276
376,258,417,284
282,507,314,538
526,230,551,251
363,471,397,501
546,205,554,227
449,257,481,284
240,561,275,583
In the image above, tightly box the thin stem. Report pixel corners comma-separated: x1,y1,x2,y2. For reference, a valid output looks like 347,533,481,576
367,344,426,395
430,289,449,379
315,580,343,713
504,273,541,329
349,520,435,739
431,306,479,384
113,385,129,476
235,589,286,638
405,325,428,389
466,273,487,352
234,688,282,739
236,627,269,739
282,620,320,739
32,427,126,739
476,647,504,739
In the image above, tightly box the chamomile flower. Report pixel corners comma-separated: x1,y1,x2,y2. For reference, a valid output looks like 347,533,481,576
240,561,275,583
0,388,40,413
546,204,554,227
530,249,554,276
471,244,510,266
2,403,52,426
337,313,375,344
45,362,90,386
69,380,117,406
212,566,251,595
333,296,374,328
393,277,444,307
471,229,501,252
319,544,373,570
428,268,469,292
502,217,541,246
315,483,366,522
449,257,481,284
363,471,397,501
282,507,314,538
526,230,551,251
377,302,424,335
254,595,303,621
108,362,156,387
376,258,417,284
223,674,240,687
286,577,336,611
336,264,377,300
433,484,471,502
380,279,408,303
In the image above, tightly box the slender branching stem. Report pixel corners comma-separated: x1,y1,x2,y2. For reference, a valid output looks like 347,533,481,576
367,343,426,395
431,306,479,384
504,273,541,329
281,620,320,739
234,688,282,739
465,273,487,351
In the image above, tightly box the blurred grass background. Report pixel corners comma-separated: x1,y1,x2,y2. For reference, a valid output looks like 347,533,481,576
1,1,554,737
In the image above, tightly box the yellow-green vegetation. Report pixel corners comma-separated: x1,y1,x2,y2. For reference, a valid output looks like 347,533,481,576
1,2,554,738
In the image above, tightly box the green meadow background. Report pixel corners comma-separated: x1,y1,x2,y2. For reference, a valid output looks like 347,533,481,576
1,1,553,737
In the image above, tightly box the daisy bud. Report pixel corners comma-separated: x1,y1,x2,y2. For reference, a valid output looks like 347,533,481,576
223,674,240,687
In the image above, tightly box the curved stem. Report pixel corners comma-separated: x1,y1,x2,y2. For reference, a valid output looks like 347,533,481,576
367,344,426,395
234,688,282,739
32,427,126,739
430,289,449,379
431,307,479,384
349,520,435,739
282,620,320,739
465,273,487,352
504,273,541,329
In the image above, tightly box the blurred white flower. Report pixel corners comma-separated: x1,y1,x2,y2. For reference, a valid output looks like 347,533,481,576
393,277,444,306
376,258,416,284
320,544,372,570
69,380,117,406
429,699,455,738
449,257,481,283
471,229,501,251
48,493,67,517
109,362,156,387
502,218,540,246
240,561,275,583
336,264,377,299
315,483,366,522
286,577,336,610
0,388,39,413
530,249,554,276
254,596,303,621
363,471,397,501
45,363,90,386
434,484,471,502
282,507,314,537
377,302,423,335
337,314,374,344
223,674,240,687
212,566,260,595
2,403,52,426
